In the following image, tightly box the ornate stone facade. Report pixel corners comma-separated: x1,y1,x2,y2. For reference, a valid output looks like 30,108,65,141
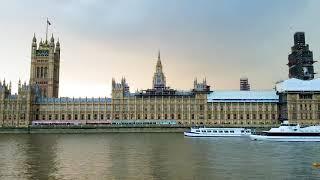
0,33,319,128
30,34,60,98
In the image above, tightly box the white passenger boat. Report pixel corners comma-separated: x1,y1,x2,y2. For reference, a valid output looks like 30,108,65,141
184,127,251,137
250,121,320,142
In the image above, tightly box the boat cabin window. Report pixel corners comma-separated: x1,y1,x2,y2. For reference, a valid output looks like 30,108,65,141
196,130,200,132
219,131,223,133
202,130,206,132
213,130,217,133
230,131,235,133
241,130,244,133
281,124,297,127
224,131,229,133
207,130,212,133
246,130,250,133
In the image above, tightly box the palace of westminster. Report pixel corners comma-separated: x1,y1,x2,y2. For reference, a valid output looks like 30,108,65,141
0,31,319,127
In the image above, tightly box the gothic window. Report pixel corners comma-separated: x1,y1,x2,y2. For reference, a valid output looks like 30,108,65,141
40,67,43,78
171,114,174,119
44,67,48,78
62,114,65,120
68,114,71,120
144,114,147,119
178,114,181,119
75,114,78,120
100,114,104,120
81,114,84,120
246,114,250,119
37,67,40,78
94,114,97,120
87,114,91,120
158,114,161,119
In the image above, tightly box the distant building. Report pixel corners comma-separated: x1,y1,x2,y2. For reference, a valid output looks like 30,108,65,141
240,77,250,91
277,78,320,124
0,30,320,128
288,32,316,80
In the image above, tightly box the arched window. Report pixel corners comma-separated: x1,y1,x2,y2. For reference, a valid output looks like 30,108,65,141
40,67,43,78
44,67,48,78
36,67,40,78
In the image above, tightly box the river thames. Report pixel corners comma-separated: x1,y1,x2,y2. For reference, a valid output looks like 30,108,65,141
0,133,319,180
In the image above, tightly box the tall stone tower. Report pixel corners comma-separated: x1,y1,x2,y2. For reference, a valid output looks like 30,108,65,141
240,77,250,91
30,34,60,98
152,51,166,90
288,32,316,80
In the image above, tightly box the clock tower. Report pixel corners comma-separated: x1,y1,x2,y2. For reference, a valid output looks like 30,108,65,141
30,34,60,98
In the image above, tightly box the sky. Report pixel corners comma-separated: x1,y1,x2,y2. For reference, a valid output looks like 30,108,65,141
0,0,320,97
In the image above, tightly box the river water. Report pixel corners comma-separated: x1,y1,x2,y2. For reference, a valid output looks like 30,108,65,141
0,133,319,180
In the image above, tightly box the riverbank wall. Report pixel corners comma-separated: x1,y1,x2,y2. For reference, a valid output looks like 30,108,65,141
0,125,273,134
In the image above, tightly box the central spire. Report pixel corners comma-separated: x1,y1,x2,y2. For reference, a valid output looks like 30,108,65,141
153,51,166,89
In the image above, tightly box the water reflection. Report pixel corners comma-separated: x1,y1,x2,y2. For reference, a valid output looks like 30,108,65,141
0,134,320,179
24,134,59,180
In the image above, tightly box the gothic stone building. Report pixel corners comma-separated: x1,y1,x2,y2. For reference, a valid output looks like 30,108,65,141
0,33,320,128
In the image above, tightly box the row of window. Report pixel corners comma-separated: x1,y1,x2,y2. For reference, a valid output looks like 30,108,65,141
36,66,48,78
34,112,279,121
2,114,26,120
207,113,277,120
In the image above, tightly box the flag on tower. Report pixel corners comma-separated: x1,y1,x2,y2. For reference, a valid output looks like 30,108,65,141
47,19,51,25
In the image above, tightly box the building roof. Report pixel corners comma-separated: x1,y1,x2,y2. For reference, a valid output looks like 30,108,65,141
207,90,278,102
276,78,320,93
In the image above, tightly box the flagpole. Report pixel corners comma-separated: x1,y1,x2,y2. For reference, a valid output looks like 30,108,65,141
46,18,48,42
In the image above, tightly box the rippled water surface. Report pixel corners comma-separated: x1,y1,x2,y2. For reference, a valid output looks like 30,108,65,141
0,133,320,180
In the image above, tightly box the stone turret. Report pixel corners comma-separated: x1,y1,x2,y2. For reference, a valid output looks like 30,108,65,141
111,77,130,98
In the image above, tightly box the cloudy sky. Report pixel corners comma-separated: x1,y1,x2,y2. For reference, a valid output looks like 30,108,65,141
0,0,319,97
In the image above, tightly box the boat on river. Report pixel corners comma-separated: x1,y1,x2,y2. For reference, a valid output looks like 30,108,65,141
184,127,251,137
250,121,320,142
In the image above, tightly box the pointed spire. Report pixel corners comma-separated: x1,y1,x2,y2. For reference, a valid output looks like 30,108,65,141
56,38,60,46
33,33,37,42
50,33,54,42
158,50,161,61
